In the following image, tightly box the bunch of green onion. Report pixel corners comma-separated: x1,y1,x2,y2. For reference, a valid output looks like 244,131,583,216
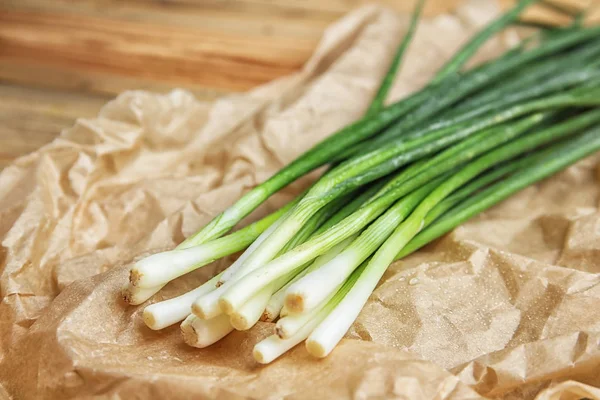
123,0,600,364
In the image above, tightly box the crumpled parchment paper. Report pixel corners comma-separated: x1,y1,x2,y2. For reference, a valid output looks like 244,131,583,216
1,1,599,399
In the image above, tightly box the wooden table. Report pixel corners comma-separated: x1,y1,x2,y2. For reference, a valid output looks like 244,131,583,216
0,0,596,169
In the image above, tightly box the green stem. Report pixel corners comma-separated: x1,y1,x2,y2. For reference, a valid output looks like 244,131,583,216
396,124,600,259
219,178,442,312
369,25,600,148
455,38,600,113
366,0,425,116
177,193,300,250
361,80,600,157
308,112,600,356
278,187,358,254
404,67,600,143
422,148,556,226
432,0,540,83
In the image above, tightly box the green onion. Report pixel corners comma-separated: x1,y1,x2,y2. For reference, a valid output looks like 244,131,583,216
118,0,600,363
306,123,600,358
366,0,425,116
216,113,549,314
287,110,587,317
282,177,444,314
190,181,387,321
452,38,600,113
363,26,600,151
403,65,600,142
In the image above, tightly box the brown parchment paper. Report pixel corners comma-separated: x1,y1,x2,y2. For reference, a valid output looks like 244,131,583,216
1,1,599,399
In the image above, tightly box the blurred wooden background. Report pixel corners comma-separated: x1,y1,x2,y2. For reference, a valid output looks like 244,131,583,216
0,0,598,168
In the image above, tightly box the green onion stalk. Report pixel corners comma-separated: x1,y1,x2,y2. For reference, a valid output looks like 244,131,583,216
346,26,600,157
125,0,546,305
214,84,600,314
215,105,600,314
124,0,429,305
226,109,581,313
276,109,596,312
306,125,600,357
172,0,540,248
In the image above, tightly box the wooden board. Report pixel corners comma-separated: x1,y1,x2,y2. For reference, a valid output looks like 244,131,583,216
0,0,597,169
0,84,109,168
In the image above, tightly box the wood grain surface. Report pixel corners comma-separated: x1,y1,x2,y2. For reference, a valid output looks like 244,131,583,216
0,0,597,169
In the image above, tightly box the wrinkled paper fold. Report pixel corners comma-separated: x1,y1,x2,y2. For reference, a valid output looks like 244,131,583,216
1,1,599,399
